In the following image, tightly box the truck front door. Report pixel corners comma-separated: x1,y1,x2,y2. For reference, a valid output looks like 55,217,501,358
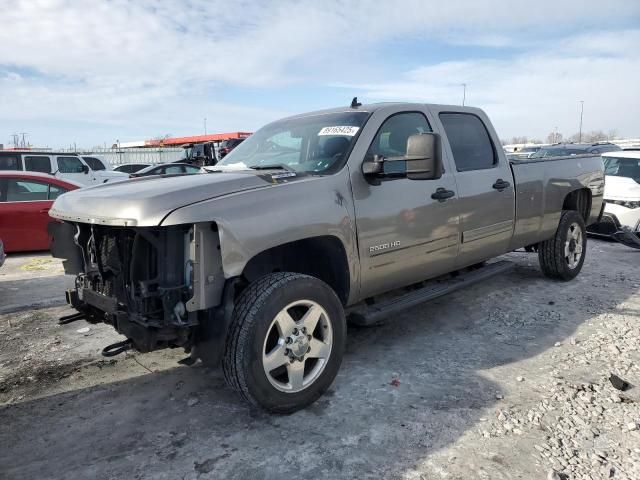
436,110,515,268
351,109,460,299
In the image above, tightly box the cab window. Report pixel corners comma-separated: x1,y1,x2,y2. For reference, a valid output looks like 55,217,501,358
439,113,497,171
366,112,432,175
24,156,52,174
57,156,85,173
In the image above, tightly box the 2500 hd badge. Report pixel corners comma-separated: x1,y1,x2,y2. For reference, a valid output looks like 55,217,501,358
369,240,401,254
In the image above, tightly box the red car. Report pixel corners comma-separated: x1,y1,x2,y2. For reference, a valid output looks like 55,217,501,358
0,171,81,252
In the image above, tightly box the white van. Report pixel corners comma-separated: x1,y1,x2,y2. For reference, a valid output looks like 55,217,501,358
0,151,129,186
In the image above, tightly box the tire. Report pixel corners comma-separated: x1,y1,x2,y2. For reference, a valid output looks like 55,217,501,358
222,272,346,413
538,210,587,281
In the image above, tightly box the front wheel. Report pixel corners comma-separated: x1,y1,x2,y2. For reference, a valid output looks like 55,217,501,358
538,210,587,281
223,272,346,413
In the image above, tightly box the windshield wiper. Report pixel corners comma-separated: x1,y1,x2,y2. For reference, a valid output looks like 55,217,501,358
249,164,294,172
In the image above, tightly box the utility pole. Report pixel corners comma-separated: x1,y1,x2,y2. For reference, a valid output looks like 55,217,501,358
204,117,207,135
461,83,467,106
578,101,584,143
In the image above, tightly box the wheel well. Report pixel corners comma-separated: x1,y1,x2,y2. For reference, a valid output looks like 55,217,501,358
562,188,591,222
241,236,350,305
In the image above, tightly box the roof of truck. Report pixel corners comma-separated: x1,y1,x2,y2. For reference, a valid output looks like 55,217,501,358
280,102,482,121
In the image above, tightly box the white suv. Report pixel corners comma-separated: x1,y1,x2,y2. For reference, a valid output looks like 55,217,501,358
0,151,129,186
589,150,640,248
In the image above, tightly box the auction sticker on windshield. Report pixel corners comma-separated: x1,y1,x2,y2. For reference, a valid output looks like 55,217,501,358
318,126,360,136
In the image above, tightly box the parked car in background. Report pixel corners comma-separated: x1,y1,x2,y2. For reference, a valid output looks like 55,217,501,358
530,143,621,158
0,238,5,267
218,138,246,159
587,150,640,249
506,145,543,160
0,151,129,186
130,163,203,177
0,171,80,252
113,163,151,174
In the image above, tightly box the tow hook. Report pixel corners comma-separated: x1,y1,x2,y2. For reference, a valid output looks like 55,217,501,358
58,312,86,325
102,339,133,357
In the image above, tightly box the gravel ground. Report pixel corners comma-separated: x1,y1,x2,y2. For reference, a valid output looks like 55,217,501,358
0,239,638,480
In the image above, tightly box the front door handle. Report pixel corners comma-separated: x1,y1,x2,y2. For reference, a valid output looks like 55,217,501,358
492,179,511,191
431,188,455,202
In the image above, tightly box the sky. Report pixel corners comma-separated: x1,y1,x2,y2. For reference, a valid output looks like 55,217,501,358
1,0,639,148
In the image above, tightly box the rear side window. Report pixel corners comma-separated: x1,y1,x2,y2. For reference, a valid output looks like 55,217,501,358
6,179,49,201
0,156,21,170
57,156,85,173
164,165,183,174
24,156,51,173
83,157,106,170
439,113,496,171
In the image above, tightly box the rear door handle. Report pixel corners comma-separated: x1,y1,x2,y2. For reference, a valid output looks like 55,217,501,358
431,188,455,202
492,179,511,191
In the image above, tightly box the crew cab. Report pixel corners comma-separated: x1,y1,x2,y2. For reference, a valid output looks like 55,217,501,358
0,151,129,186
49,102,604,412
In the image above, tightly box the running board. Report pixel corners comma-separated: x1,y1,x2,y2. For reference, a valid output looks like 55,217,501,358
348,260,514,327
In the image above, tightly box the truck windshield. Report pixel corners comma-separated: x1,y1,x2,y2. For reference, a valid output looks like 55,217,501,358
604,157,640,183
215,111,370,174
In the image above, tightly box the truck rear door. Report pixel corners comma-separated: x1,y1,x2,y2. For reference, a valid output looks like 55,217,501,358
435,109,515,268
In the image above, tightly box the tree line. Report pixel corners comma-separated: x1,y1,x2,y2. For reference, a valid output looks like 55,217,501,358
502,129,618,145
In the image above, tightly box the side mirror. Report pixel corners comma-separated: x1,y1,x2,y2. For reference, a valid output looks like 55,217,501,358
82,164,90,174
362,155,384,175
362,133,443,180
405,133,443,180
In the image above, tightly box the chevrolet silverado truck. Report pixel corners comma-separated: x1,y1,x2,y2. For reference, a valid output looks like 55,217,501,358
49,102,605,412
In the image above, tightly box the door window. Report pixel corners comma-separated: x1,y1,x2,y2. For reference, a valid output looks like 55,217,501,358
0,156,21,170
184,166,201,174
439,113,496,171
24,156,52,173
83,157,106,170
366,112,432,175
164,166,183,174
57,156,85,173
6,179,50,201
48,184,68,200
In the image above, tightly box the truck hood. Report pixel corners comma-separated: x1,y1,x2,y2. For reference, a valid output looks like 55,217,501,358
604,175,640,201
49,172,276,226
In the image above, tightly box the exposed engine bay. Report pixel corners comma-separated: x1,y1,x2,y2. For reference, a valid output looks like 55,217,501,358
50,221,225,354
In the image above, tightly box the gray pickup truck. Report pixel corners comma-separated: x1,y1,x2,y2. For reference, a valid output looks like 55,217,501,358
49,101,604,412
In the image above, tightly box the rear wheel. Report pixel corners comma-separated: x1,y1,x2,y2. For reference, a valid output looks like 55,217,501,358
223,272,346,413
538,210,587,281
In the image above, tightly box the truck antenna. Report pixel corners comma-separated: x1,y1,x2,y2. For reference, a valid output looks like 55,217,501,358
350,97,362,108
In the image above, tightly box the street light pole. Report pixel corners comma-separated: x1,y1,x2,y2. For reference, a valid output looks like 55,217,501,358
461,83,467,106
578,101,584,143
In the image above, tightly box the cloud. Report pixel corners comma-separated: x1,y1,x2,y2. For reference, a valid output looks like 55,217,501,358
334,29,640,139
0,0,639,145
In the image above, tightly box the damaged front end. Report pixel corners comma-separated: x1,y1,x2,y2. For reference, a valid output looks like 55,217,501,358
50,221,225,355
